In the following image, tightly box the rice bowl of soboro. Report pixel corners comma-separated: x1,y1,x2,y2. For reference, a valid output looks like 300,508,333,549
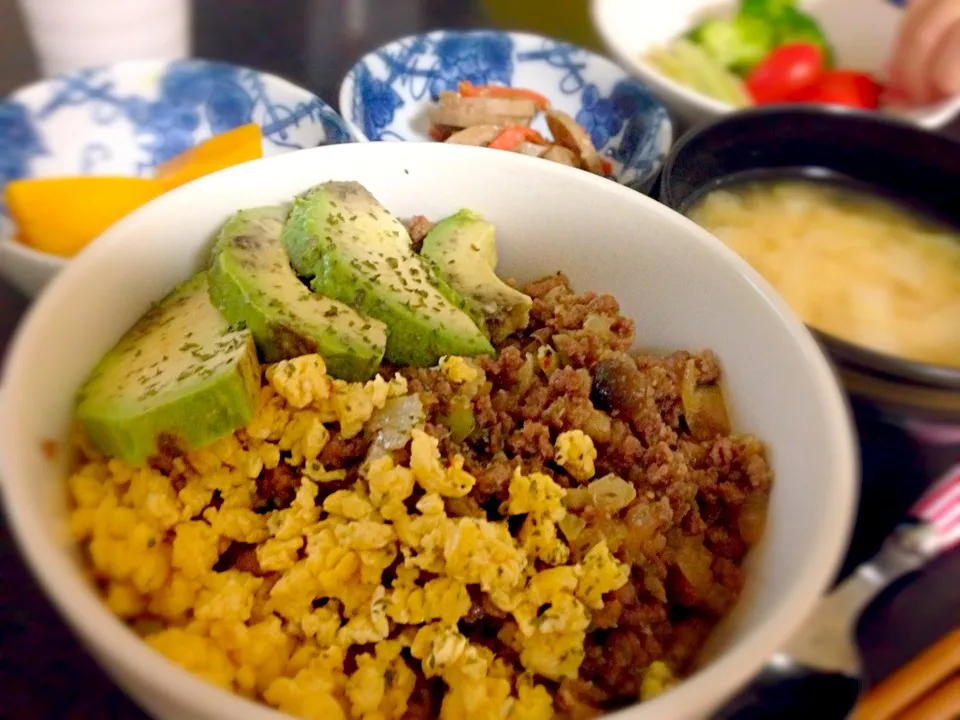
0,142,856,720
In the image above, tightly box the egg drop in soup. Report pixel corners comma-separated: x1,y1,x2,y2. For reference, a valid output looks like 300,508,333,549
689,180,960,369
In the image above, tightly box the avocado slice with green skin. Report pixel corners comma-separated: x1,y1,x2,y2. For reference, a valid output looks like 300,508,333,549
208,205,387,380
283,181,493,366
420,209,533,343
76,271,260,465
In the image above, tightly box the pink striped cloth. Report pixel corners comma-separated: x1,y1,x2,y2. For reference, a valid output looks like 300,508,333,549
911,464,960,553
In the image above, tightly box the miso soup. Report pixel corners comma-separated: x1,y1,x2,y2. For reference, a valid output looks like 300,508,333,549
689,180,960,369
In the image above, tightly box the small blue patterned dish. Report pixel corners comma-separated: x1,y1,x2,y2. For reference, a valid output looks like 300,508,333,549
338,30,672,194
0,58,355,298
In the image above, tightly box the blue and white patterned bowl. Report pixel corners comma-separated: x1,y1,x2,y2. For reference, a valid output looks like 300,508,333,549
338,30,672,194
0,58,355,298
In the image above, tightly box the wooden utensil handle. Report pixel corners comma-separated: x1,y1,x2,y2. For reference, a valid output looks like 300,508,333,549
851,466,960,720
852,625,960,720
898,673,960,720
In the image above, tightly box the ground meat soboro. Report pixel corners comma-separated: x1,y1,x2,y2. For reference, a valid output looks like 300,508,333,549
67,270,772,720
402,272,772,717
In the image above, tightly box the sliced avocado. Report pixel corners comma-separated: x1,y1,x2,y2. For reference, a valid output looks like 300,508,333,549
208,205,387,380
282,181,493,366
420,209,532,343
77,272,260,465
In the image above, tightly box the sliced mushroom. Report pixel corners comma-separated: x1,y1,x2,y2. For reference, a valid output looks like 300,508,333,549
545,109,603,174
511,141,549,158
429,92,537,129
542,145,579,167
444,124,503,146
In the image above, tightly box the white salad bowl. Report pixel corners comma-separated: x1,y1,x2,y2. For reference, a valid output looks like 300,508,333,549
0,141,857,720
0,58,355,298
591,0,960,129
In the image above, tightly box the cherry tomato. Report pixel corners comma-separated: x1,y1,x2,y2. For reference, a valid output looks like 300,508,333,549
795,70,882,109
746,43,825,104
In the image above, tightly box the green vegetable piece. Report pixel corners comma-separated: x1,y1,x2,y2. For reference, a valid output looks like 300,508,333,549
208,205,387,381
76,272,260,465
442,394,476,443
771,7,834,66
688,15,775,75
420,209,533,343
648,40,753,107
740,0,797,19
282,181,493,367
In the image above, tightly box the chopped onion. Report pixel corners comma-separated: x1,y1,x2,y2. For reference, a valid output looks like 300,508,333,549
559,513,586,541
673,534,714,592
364,394,424,460
738,492,768,545
583,410,612,443
625,502,661,548
563,487,592,510
582,313,614,336
589,474,637,514
542,285,567,306
680,359,730,440
515,353,536,394
644,573,667,603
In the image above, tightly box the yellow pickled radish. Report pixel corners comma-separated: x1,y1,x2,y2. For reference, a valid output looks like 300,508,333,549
155,123,263,190
4,176,166,258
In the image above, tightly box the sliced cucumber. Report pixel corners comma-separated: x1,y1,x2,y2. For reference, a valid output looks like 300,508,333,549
648,40,753,107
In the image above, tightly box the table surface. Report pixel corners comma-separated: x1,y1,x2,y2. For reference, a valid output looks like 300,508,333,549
0,1,958,718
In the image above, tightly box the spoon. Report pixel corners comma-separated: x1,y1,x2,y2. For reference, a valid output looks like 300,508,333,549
715,464,960,720
883,95,960,131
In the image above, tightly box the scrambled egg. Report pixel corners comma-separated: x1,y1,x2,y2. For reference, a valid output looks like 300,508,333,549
506,468,569,567
640,661,677,701
554,430,597,482
438,355,479,384
68,353,635,720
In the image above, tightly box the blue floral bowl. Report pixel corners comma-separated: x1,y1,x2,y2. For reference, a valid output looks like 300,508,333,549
0,58,355,298
338,30,672,194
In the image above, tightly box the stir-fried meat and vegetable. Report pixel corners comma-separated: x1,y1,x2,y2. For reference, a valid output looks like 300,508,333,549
428,82,613,177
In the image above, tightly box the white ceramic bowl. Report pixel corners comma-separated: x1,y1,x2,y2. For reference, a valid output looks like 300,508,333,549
591,0,960,129
338,30,673,193
0,142,857,720
0,58,355,298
